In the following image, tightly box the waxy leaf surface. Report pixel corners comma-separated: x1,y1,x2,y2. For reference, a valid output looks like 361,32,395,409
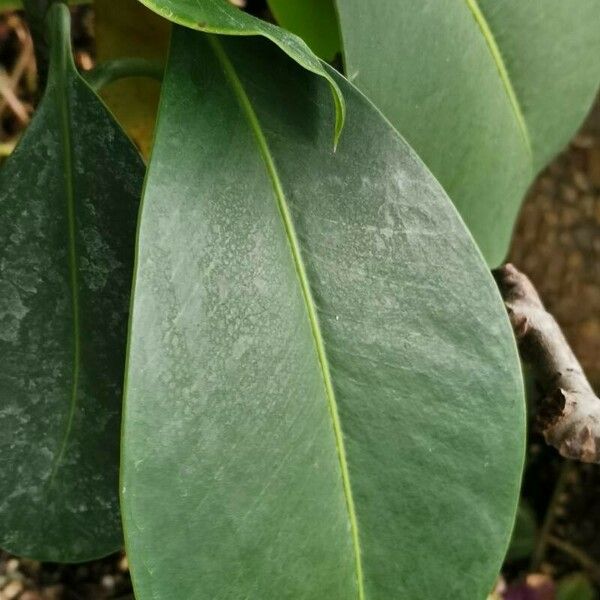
135,0,345,143
335,0,600,265
122,28,525,599
0,4,144,561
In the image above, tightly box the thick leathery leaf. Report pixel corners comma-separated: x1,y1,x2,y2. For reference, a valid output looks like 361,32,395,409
0,4,144,562
266,0,341,61
335,0,600,265
122,28,525,599
134,0,345,144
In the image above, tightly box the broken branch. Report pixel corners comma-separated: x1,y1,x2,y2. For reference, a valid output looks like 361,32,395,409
494,263,600,464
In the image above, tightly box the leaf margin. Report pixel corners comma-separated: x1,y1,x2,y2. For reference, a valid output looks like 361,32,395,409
134,0,346,146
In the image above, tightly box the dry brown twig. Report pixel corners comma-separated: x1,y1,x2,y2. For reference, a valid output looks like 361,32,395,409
494,263,600,464
0,67,30,125
0,13,35,128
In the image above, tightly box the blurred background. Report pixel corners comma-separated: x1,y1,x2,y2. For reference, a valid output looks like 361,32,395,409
0,3,598,599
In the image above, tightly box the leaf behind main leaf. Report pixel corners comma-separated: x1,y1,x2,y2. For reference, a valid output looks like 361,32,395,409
122,27,525,599
266,0,341,61
0,4,144,562
334,0,600,265
134,0,345,145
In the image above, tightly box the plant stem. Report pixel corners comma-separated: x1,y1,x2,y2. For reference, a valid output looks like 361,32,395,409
530,460,573,570
83,58,164,92
547,535,600,584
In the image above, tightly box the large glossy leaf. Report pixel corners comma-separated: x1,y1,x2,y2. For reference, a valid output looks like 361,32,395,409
134,0,345,144
334,0,600,265
95,0,170,157
266,0,341,61
122,27,525,599
0,4,144,561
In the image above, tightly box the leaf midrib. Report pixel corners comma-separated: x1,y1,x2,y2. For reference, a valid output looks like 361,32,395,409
464,0,533,159
47,22,80,486
207,35,365,599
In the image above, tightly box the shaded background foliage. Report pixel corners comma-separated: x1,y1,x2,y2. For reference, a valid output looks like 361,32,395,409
0,0,598,598
510,104,600,391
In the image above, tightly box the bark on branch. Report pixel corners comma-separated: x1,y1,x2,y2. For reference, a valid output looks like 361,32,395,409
493,263,600,464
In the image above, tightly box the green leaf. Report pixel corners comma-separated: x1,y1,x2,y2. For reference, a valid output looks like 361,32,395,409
135,0,345,145
557,574,597,600
0,3,144,562
122,27,525,599
506,501,537,561
334,0,600,265
266,0,341,61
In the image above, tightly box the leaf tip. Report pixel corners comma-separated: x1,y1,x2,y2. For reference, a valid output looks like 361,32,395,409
330,77,346,151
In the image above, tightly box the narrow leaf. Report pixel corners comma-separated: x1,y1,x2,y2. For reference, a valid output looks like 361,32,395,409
0,3,144,562
266,0,341,61
334,0,600,265
135,0,346,145
122,28,525,599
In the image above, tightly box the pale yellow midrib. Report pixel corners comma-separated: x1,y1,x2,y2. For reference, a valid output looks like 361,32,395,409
465,0,533,158
207,35,365,599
